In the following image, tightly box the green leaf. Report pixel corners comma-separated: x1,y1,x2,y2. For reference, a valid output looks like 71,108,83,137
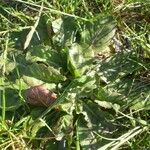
67,43,85,78
0,88,23,111
130,93,150,110
22,75,56,89
94,87,124,105
95,100,120,112
52,18,63,34
52,16,77,47
52,114,73,141
77,116,98,149
24,63,66,83
80,16,116,51
95,100,113,109
21,116,46,138
45,140,65,150
0,55,16,76
97,53,144,83
76,99,116,149
30,107,46,119
59,93,76,115
62,16,78,44
26,45,64,68
30,120,46,138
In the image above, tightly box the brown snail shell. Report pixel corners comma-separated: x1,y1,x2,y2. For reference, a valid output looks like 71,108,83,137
25,85,57,107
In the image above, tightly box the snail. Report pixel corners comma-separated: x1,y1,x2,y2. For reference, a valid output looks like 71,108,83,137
25,85,57,107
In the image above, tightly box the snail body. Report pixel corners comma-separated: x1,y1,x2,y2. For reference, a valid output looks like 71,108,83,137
26,85,57,107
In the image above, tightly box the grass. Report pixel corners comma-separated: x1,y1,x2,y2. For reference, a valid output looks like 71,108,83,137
0,0,150,149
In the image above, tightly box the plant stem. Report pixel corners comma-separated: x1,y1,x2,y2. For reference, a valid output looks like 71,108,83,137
1,34,9,123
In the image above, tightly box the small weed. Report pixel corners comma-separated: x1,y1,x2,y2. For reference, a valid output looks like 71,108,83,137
0,0,150,149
